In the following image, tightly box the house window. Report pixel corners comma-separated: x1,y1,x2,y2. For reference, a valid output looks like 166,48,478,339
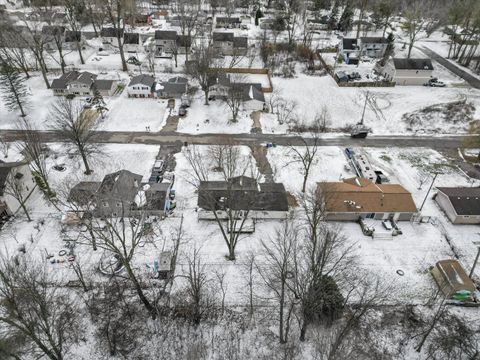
366,213,375,219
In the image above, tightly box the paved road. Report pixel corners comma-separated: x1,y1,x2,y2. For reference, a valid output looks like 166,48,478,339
1,129,475,149
419,46,480,89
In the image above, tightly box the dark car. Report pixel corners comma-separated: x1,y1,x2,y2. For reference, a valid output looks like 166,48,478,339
178,106,187,117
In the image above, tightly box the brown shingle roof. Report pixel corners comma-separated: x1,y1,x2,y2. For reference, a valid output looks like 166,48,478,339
320,177,417,213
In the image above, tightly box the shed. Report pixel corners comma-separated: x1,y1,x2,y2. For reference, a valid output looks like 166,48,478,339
431,259,476,299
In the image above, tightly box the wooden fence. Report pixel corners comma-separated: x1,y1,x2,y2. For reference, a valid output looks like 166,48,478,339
216,67,273,92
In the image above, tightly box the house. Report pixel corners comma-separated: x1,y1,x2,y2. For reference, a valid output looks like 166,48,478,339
435,187,480,224
382,58,434,85
63,30,83,50
319,177,417,221
307,16,329,31
176,34,192,54
100,27,123,50
68,170,172,217
41,25,65,50
123,32,141,53
51,71,117,97
212,32,248,56
215,16,241,29
127,74,156,98
360,37,387,58
339,38,360,64
0,161,36,218
431,259,476,300
154,30,177,54
197,176,289,220
156,76,188,98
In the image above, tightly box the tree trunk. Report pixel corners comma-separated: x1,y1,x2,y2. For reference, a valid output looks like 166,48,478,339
299,319,307,341
125,262,156,319
77,43,84,65
204,88,209,105
79,149,92,175
37,55,50,88
407,42,414,59
279,280,285,343
117,36,128,72
20,202,31,221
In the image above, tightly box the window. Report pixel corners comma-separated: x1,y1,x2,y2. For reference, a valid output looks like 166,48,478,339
366,213,375,219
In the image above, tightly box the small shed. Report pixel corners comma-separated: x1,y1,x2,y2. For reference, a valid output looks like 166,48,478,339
431,259,476,300
157,251,173,279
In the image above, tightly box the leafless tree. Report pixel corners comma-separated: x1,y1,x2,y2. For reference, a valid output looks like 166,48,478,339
413,293,448,352
272,96,297,125
223,83,246,123
0,136,10,159
287,136,320,193
0,23,34,79
241,252,258,319
356,0,371,38
174,0,199,62
2,167,36,221
63,0,87,64
43,26,67,73
49,98,100,175
259,220,298,344
213,266,228,315
400,2,427,58
0,255,79,360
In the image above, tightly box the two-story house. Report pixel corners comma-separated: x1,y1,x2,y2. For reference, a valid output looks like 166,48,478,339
51,71,117,96
127,74,156,98
212,32,248,56
154,30,177,55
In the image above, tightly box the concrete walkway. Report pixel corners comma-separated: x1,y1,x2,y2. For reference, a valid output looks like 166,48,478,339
250,145,274,182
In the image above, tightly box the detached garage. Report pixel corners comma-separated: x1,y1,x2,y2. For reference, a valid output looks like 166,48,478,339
435,187,480,224
382,58,434,86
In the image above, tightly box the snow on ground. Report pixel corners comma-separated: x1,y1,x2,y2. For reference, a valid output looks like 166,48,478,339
268,73,480,135
99,90,169,132
177,95,253,134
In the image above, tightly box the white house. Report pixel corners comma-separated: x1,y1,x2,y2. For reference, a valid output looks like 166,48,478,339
127,74,156,98
100,27,123,50
51,71,117,97
435,187,480,224
123,32,141,53
0,161,36,217
382,58,434,85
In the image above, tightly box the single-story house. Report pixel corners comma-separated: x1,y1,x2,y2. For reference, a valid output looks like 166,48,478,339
320,177,418,221
0,161,35,218
431,259,476,300
156,76,188,98
100,27,123,50
127,74,156,98
68,170,172,217
197,176,289,220
154,30,177,54
435,187,480,224
212,32,248,56
123,32,141,53
339,38,360,64
360,37,388,58
216,16,241,29
382,58,434,85
51,71,117,97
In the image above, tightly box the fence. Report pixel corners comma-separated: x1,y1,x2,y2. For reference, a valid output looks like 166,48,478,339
216,67,273,92
317,52,396,88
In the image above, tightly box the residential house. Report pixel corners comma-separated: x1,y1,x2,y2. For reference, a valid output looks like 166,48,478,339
307,16,329,31
215,16,241,29
431,259,476,300
212,32,248,56
41,25,65,50
0,161,36,218
435,187,480,224
197,176,289,220
68,170,172,217
339,38,360,64
154,30,177,54
360,37,387,58
63,30,83,50
123,32,141,53
381,58,434,85
127,74,156,98
51,71,117,97
156,76,188,98
176,34,192,54
319,177,418,221
100,27,123,50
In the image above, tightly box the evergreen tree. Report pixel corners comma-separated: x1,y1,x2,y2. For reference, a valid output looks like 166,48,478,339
337,3,354,32
91,81,107,119
328,1,339,30
0,62,28,117
380,32,395,66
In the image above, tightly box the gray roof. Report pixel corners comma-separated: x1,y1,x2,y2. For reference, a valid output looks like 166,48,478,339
65,30,81,42
51,70,81,90
143,182,171,210
124,33,139,44
437,187,480,215
0,161,27,196
216,17,240,23
68,181,101,205
73,72,97,86
129,74,155,88
198,176,288,211
94,79,115,90
361,36,387,44
342,38,358,50
213,32,234,42
101,27,123,38
233,36,248,48
97,170,142,203
42,25,65,37
393,58,434,70
155,30,177,40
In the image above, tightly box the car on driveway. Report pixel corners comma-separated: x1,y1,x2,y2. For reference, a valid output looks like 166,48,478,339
424,78,446,87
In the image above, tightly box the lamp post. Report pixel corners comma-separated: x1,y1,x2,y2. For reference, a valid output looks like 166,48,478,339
468,238,480,279
419,171,441,212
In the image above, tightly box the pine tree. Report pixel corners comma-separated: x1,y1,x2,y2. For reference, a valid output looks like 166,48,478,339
91,81,107,119
337,3,354,32
0,62,28,117
380,32,395,66
328,1,339,30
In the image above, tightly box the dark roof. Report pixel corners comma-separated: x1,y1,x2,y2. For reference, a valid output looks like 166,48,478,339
361,36,387,44
95,79,116,90
437,187,480,215
42,25,65,37
233,36,248,48
393,58,434,70
342,38,358,50
68,181,101,205
176,34,191,47
213,32,234,42
51,70,81,90
64,30,81,42
155,30,177,40
97,170,142,203
72,71,97,86
0,162,27,196
101,27,123,38
129,74,155,88
198,176,288,212
124,33,139,44
143,182,171,210
216,17,241,23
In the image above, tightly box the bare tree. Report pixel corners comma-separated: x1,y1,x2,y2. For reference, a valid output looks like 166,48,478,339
287,136,320,193
43,25,67,73
49,98,100,175
174,0,199,62
400,3,427,58
0,255,79,360
213,266,228,315
241,252,257,319
259,220,298,344
63,0,87,64
0,23,34,79
0,136,10,159
223,83,246,123
2,167,36,221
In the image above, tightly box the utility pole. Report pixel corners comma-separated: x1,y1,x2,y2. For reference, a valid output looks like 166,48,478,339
469,238,480,278
359,91,369,125
419,171,441,212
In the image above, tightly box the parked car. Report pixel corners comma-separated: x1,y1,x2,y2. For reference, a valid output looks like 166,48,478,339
149,175,162,183
153,160,165,173
424,78,446,87
382,220,393,230
344,148,355,159
178,106,187,117
348,72,361,80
